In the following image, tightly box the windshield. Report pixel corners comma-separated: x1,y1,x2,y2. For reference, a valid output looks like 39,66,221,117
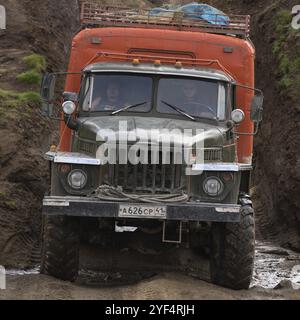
157,77,227,120
81,73,229,120
82,74,152,112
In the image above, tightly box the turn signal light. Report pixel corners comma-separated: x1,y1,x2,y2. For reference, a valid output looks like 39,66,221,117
175,61,182,68
58,164,71,174
132,59,140,65
50,145,57,152
222,172,234,182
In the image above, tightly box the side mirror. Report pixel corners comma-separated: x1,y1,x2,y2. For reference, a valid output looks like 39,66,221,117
251,94,264,122
40,73,56,117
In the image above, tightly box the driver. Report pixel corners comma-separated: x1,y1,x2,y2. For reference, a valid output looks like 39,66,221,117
92,81,124,111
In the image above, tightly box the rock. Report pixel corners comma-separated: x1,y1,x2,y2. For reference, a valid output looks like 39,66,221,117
274,280,295,290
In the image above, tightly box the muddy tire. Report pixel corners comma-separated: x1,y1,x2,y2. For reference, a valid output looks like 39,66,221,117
210,197,255,290
41,216,79,282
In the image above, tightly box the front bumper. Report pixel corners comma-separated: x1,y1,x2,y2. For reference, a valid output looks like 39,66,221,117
43,196,241,223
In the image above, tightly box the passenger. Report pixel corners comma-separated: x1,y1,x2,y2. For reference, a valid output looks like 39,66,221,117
182,82,198,104
181,81,216,118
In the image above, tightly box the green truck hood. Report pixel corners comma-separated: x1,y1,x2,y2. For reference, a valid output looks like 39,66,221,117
78,116,228,148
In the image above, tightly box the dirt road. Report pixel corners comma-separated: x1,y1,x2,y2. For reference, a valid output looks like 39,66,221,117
0,272,298,300
0,242,299,300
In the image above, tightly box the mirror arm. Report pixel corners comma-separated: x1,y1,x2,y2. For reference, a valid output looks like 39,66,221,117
64,114,81,131
235,82,264,96
233,122,260,136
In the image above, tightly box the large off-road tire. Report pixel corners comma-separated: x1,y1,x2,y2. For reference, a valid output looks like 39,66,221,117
210,196,255,290
41,216,80,282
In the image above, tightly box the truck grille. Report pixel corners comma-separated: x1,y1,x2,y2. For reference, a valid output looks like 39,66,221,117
204,148,223,162
106,152,186,194
78,141,222,194
79,140,96,155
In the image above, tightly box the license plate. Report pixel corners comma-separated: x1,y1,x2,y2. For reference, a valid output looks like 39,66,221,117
119,205,167,219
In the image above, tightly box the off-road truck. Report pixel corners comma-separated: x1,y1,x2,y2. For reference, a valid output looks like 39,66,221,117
40,2,263,290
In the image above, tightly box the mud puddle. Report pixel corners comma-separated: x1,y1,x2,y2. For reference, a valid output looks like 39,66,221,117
6,267,40,276
252,242,300,289
76,242,300,289
6,241,299,290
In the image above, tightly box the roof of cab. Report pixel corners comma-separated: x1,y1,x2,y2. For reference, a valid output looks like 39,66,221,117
83,62,234,83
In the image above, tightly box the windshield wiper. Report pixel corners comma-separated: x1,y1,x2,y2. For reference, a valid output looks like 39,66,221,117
111,101,148,115
161,101,196,121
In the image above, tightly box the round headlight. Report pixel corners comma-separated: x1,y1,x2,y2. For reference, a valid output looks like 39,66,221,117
231,109,245,124
203,177,224,197
67,170,87,190
63,101,76,115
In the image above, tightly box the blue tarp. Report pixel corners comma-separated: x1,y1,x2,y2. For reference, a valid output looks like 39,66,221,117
149,2,229,26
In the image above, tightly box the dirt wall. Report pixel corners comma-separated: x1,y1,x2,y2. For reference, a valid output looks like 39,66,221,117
0,0,80,267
